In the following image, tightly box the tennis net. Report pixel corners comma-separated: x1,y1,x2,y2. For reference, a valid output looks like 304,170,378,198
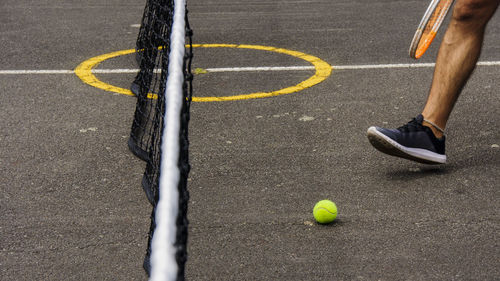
128,0,193,280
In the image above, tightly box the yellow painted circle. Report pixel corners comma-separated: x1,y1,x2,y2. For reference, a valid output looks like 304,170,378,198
74,44,332,102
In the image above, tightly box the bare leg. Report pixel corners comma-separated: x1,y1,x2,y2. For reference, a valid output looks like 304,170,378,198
421,0,500,137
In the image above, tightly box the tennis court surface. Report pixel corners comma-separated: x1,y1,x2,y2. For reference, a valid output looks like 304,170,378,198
1,0,499,280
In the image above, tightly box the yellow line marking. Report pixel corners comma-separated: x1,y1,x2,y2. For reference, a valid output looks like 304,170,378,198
194,67,208,74
75,49,136,96
74,44,332,102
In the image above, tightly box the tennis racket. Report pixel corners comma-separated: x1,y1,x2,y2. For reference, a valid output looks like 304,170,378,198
409,0,455,59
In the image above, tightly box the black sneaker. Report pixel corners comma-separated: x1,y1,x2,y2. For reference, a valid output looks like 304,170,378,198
367,114,446,164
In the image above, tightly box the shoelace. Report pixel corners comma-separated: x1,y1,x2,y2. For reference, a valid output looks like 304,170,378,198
397,116,446,136
397,117,424,133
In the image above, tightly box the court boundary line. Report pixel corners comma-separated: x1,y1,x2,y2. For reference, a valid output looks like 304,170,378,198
1,61,499,75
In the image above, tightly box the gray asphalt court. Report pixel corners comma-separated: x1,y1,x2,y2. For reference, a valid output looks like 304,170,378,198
1,0,499,280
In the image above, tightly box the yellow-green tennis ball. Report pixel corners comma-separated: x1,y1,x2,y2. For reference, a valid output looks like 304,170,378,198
313,200,337,224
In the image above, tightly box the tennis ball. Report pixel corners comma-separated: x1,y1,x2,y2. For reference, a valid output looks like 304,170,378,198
313,200,337,224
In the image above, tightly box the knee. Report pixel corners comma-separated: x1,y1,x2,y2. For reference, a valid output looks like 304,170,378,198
452,0,497,23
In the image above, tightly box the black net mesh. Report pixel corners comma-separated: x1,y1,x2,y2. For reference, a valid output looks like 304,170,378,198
129,0,174,162
129,0,193,279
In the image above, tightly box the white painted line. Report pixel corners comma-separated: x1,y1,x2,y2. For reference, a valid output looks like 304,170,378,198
0,61,499,75
92,69,140,73
205,66,314,72
0,70,75,74
478,61,500,66
206,61,500,72
205,64,437,72
334,61,500,70
0,69,140,74
334,63,436,69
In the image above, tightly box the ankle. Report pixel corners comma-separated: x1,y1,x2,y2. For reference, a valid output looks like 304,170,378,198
422,119,445,139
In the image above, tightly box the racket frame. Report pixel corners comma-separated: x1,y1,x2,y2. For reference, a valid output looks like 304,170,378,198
409,0,455,59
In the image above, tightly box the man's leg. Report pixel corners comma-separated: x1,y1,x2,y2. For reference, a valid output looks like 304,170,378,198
367,0,499,164
422,0,500,137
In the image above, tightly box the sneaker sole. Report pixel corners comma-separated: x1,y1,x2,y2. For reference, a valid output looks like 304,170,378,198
367,127,446,165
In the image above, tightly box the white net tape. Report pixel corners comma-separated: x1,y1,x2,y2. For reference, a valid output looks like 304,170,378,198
149,0,186,280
